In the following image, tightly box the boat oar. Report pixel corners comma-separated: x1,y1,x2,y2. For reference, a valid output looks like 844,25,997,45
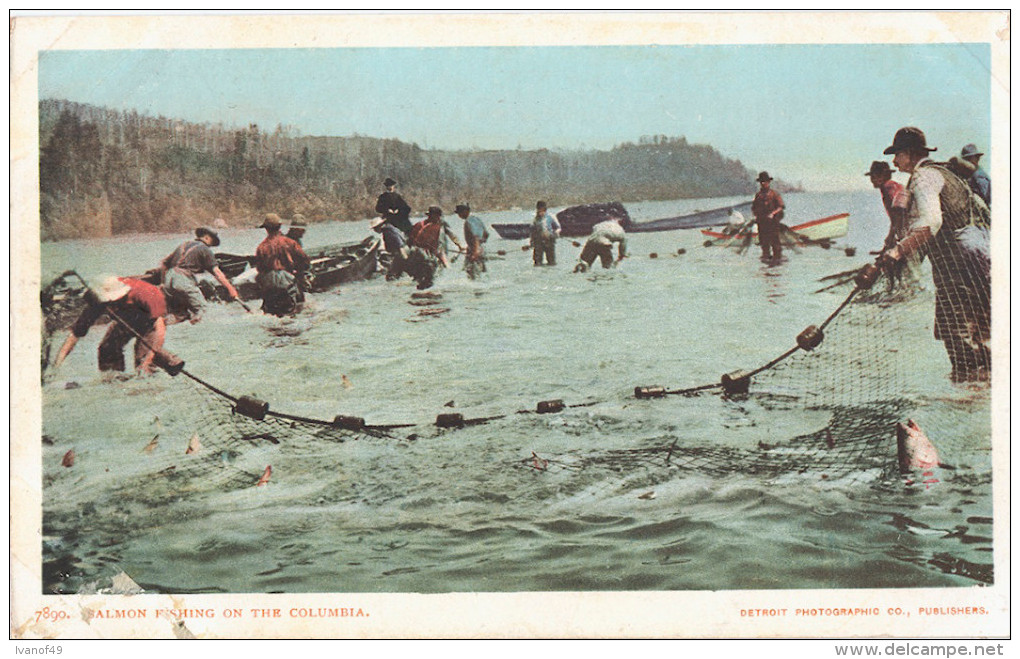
813,275,859,294
817,265,863,283
233,297,254,313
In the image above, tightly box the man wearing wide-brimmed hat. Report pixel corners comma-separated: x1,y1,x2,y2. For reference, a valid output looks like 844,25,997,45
286,213,308,245
254,213,310,316
52,275,168,375
159,226,240,323
751,171,785,261
876,126,991,382
371,216,410,281
865,161,909,252
375,177,413,236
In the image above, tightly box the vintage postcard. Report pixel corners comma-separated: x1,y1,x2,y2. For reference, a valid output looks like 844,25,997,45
10,11,1010,642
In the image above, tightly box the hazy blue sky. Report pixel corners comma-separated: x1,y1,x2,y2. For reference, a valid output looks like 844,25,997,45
39,43,992,190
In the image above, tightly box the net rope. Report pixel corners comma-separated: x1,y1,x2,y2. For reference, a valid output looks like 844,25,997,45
41,211,993,506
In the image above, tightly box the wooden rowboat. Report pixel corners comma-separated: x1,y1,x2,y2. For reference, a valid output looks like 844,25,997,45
701,212,850,247
207,236,380,301
492,201,754,240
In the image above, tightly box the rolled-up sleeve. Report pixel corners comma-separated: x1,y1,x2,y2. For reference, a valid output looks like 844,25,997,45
908,167,945,235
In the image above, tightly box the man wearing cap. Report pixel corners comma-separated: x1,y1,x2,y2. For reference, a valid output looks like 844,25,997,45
751,171,785,261
865,161,909,252
52,275,167,375
960,144,991,207
455,203,489,279
876,127,991,382
255,213,311,316
375,178,413,236
371,217,410,281
529,201,561,266
286,214,308,245
159,227,240,323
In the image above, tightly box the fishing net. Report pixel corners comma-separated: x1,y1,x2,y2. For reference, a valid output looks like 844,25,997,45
40,179,993,507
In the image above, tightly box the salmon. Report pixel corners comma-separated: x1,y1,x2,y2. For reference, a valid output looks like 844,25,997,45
142,434,159,454
185,433,202,455
61,449,75,468
256,465,272,486
530,452,548,471
896,419,941,487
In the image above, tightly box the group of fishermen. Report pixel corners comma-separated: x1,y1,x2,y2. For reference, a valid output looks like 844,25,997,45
49,127,991,385
50,211,313,377
866,128,991,383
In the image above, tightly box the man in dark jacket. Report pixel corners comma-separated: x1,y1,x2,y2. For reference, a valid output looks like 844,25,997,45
375,177,413,236
751,171,785,262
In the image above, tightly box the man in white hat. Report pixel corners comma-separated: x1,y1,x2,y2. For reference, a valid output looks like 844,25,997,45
52,275,167,374
371,216,410,281
159,227,239,323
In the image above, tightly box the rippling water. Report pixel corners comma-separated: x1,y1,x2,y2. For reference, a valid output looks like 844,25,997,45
40,191,994,594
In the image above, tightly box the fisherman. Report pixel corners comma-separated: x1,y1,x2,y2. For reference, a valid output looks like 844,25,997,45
371,217,410,281
409,206,464,268
574,217,627,272
959,143,991,207
254,213,311,316
751,171,785,262
159,227,240,323
51,275,167,375
876,127,991,382
529,201,561,266
375,177,413,236
865,161,909,252
286,214,308,245
456,203,489,279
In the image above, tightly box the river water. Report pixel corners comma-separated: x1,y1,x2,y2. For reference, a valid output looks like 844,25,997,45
39,191,995,594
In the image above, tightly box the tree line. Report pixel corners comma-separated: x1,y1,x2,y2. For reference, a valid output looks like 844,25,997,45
39,99,790,240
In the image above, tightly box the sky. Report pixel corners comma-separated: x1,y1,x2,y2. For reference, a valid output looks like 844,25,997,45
38,43,992,191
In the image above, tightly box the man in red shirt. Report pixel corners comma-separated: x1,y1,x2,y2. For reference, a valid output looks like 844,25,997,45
866,161,908,252
255,213,310,316
409,206,463,267
751,171,785,261
52,275,167,374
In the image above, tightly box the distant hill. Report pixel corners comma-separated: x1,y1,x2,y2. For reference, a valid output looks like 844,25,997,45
38,99,794,240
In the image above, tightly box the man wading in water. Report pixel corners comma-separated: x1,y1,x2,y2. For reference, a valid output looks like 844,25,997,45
875,126,991,383
255,213,311,316
751,171,785,262
159,227,240,324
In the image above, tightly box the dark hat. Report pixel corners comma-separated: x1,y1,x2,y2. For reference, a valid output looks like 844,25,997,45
960,143,984,159
195,226,221,247
756,171,773,183
455,203,470,214
536,200,547,209
865,161,893,177
259,213,282,229
426,205,443,217
384,177,397,187
883,127,936,155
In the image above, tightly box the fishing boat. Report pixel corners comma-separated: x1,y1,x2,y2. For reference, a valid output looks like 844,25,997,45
490,200,754,239
701,212,850,248
208,236,380,301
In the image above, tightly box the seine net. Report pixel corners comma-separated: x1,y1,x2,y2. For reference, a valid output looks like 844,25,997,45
40,177,993,500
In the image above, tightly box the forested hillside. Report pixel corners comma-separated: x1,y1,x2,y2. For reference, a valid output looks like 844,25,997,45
39,99,788,240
